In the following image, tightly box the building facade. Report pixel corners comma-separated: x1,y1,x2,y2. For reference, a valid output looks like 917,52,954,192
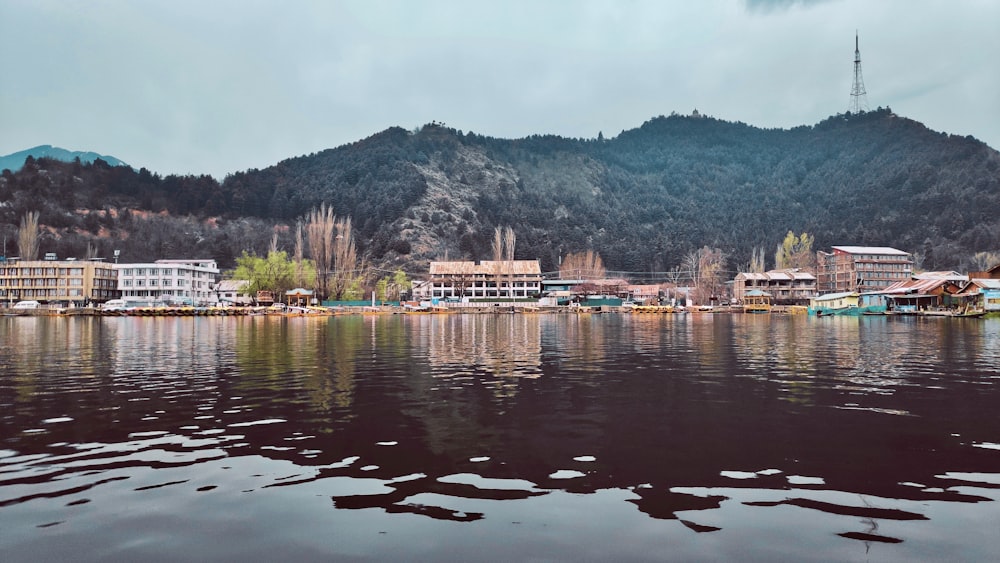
114,259,219,306
0,259,119,306
816,246,912,294
429,260,542,300
733,269,817,304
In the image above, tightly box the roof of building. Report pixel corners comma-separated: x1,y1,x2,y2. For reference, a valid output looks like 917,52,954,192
914,271,968,281
966,279,1000,290
813,292,858,301
285,288,314,295
736,269,816,281
217,280,249,292
880,278,953,295
430,260,541,276
628,284,661,294
830,246,910,256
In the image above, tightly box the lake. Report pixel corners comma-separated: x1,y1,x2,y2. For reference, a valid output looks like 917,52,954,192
2,313,999,561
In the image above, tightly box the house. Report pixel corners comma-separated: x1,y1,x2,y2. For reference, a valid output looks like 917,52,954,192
0,258,118,306
216,280,251,305
733,269,817,305
955,279,1000,312
816,246,912,294
880,277,963,312
428,260,542,300
627,284,661,303
114,259,219,306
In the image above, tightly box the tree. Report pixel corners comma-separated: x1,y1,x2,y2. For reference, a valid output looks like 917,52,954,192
305,203,336,299
683,246,725,304
329,216,366,300
233,250,315,298
17,211,40,260
970,251,999,272
774,231,815,271
492,226,516,300
560,250,606,279
748,246,766,273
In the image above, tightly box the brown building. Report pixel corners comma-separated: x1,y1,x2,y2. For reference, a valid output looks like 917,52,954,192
733,269,817,305
816,246,913,294
0,259,119,306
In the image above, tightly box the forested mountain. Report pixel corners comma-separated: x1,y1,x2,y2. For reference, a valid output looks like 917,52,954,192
0,145,128,173
1,108,998,276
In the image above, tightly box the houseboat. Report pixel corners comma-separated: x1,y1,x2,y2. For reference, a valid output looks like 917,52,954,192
742,290,772,314
808,292,860,316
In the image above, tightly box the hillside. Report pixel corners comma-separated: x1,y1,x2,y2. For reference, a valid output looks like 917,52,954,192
1,108,998,275
0,145,128,173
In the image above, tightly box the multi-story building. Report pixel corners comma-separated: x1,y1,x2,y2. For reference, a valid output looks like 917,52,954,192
114,259,219,306
429,260,542,300
816,246,912,294
0,258,119,306
733,269,817,305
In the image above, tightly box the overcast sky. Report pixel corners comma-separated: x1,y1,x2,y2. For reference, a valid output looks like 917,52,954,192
1,0,997,178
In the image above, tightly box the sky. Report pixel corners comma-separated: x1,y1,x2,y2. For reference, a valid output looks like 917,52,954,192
1,0,997,178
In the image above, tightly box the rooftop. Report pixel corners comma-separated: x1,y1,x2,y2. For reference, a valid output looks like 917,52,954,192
830,246,910,256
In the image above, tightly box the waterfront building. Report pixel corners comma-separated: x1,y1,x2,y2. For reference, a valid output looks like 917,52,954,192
956,279,1000,312
114,259,219,306
429,260,542,300
733,269,817,305
816,246,912,294
216,279,252,305
0,258,118,306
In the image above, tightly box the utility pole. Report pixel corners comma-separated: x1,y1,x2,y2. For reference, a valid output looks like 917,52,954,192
848,31,870,114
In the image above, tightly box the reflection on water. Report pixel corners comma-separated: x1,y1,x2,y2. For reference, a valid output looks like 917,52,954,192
2,314,999,561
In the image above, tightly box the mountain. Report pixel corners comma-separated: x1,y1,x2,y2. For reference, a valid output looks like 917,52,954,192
1,108,998,275
0,145,128,173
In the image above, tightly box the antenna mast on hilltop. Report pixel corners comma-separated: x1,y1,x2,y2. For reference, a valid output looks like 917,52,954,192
848,31,870,114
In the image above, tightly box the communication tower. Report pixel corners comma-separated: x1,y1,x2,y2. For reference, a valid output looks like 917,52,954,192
848,32,869,114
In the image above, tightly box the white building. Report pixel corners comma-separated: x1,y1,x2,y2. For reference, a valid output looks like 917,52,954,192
429,260,542,300
114,259,219,306
216,279,252,305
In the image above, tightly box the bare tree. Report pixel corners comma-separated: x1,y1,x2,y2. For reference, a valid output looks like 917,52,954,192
682,246,726,304
970,251,1000,272
330,216,361,300
560,250,606,280
749,246,766,273
305,203,336,299
504,226,516,301
491,226,516,300
18,211,40,260
294,222,306,288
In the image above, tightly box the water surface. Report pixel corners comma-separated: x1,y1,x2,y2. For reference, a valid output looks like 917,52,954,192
2,314,999,561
